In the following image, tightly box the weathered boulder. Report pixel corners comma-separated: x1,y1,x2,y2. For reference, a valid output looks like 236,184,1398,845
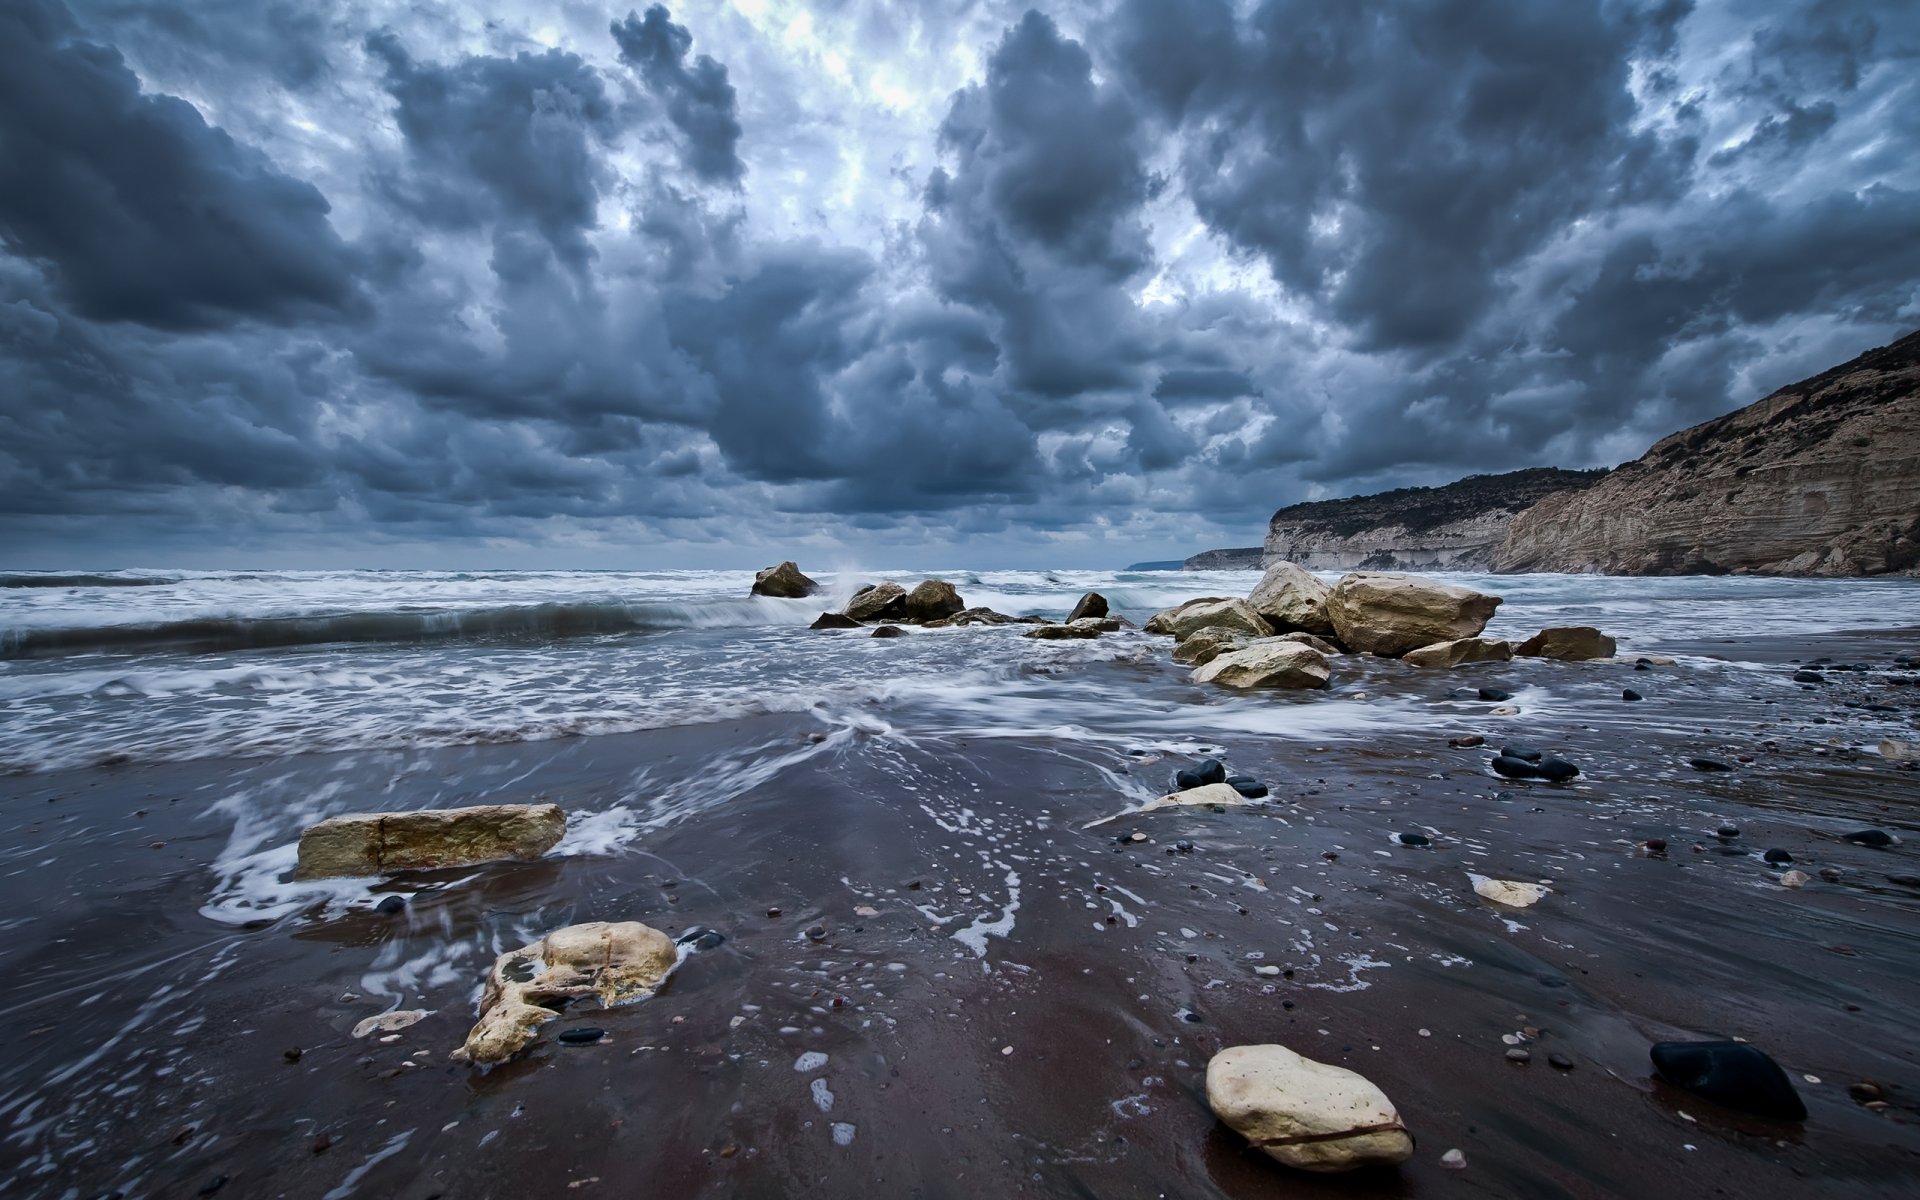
1191,641,1331,690
1246,562,1334,635
903,579,965,623
843,582,908,623
1273,631,1343,655
809,611,862,630
1144,596,1233,634
1172,627,1250,665
1024,622,1101,640
295,804,566,880
1514,626,1617,660
1325,572,1501,656
1067,591,1110,622
751,561,819,598
1649,1041,1806,1121
1162,599,1275,642
1137,782,1248,813
1069,616,1122,633
924,607,1021,627
1402,637,1513,668
870,625,906,638
1206,1044,1414,1172
451,921,677,1066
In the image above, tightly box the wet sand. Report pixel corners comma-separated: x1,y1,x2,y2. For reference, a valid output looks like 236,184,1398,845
3,629,1918,1198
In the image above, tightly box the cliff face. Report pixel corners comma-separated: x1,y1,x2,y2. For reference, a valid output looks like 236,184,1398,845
1183,547,1264,570
1262,468,1607,571
1494,331,1920,576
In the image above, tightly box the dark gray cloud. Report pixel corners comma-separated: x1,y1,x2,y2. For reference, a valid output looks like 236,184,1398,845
1,0,1916,566
611,5,746,186
0,0,359,330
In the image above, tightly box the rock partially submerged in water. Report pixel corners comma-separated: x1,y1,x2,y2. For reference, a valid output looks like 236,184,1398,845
1174,758,1227,790
1139,782,1247,813
1402,637,1512,668
1206,1043,1414,1173
1172,627,1249,665
925,607,1022,627
1649,1040,1806,1121
1191,641,1331,690
1160,598,1275,642
903,579,965,623
1067,591,1109,622
1515,626,1617,660
810,611,862,630
1326,572,1500,657
751,561,819,599
294,804,565,879
1246,562,1334,636
452,921,678,1066
1144,596,1232,635
1024,622,1101,640
1469,874,1549,907
843,583,908,623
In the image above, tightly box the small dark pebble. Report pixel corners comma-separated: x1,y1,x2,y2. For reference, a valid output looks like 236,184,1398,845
1689,757,1733,772
766,907,782,918
1763,848,1794,865
1622,688,1643,702
1501,745,1544,762
1887,874,1920,888
1224,776,1268,798
312,1133,332,1154
1549,1053,1575,1070
1396,832,1431,847
198,1178,227,1197
1849,1082,1885,1104
1448,735,1486,748
805,925,828,941
1644,838,1667,852
374,895,407,916
1634,659,1651,671
1478,688,1514,702
1506,1048,1531,1064
557,1028,606,1045
676,927,726,951
1793,670,1825,684
1170,840,1195,854
1175,758,1228,791
283,1046,302,1063
1841,829,1896,848
1716,825,1740,839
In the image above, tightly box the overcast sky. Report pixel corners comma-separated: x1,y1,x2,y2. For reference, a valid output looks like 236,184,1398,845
2,0,1916,569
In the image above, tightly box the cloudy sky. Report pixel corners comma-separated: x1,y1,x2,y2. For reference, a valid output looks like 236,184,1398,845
2,0,1916,569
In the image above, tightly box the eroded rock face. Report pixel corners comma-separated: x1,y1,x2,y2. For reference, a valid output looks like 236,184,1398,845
1024,623,1101,640
452,921,678,1066
1325,572,1501,657
925,607,1022,627
1206,1044,1415,1172
751,561,819,598
1402,637,1513,668
1144,596,1232,634
904,580,965,623
1172,627,1249,665
1191,641,1331,690
843,582,907,623
295,804,566,879
1273,631,1343,655
1246,562,1334,635
1514,626,1616,660
1494,331,1920,577
1160,599,1275,642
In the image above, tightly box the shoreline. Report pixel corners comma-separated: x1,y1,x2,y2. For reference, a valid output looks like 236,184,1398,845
1,627,1917,1198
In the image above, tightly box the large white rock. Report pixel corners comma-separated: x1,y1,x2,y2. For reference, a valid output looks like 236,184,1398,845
1137,782,1249,813
1191,641,1331,690
451,921,678,1066
1326,572,1501,657
1159,598,1274,642
1206,1044,1415,1172
1247,562,1335,635
1144,596,1233,634
1171,626,1251,665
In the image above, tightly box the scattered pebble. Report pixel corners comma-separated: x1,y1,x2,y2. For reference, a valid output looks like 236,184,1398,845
1506,1048,1531,1064
1441,1148,1467,1169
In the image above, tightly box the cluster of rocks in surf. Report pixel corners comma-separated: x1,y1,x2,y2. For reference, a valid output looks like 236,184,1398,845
750,561,1130,640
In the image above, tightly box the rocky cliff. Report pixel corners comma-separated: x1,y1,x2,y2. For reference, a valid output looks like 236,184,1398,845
1494,330,1920,576
1261,468,1607,571
1183,547,1264,570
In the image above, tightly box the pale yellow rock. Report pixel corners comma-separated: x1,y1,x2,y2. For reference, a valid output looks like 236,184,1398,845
1162,598,1275,642
295,803,566,879
1137,782,1249,814
1246,562,1335,635
451,921,678,1066
1880,738,1916,762
1325,572,1501,656
1272,631,1343,655
353,1009,429,1038
1780,870,1811,889
1172,626,1250,665
1206,1043,1414,1172
1191,641,1330,690
1144,596,1233,634
1402,637,1513,668
1514,626,1616,660
1469,874,1549,907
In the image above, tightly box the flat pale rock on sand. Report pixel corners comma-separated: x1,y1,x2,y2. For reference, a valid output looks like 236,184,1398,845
1469,874,1550,907
1206,1043,1414,1172
295,803,566,879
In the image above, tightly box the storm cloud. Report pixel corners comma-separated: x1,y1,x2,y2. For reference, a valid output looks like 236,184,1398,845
1,0,1916,567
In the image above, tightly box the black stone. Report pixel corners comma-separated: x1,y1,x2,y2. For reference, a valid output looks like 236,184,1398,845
1171,840,1194,854
1763,848,1794,865
1478,687,1514,702
1501,745,1545,762
1716,825,1740,839
870,625,906,638
1650,1040,1806,1120
374,895,407,915
1536,758,1580,782
557,1028,606,1045
1491,755,1542,779
1067,591,1110,623
676,927,726,951
1622,689,1643,702
1793,670,1825,684
1549,1053,1575,1070
1689,757,1734,772
197,1178,228,1197
1224,776,1268,798
1175,758,1228,791
1396,832,1431,847
805,925,828,941
809,612,862,630
1841,829,1896,848
1634,659,1651,671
